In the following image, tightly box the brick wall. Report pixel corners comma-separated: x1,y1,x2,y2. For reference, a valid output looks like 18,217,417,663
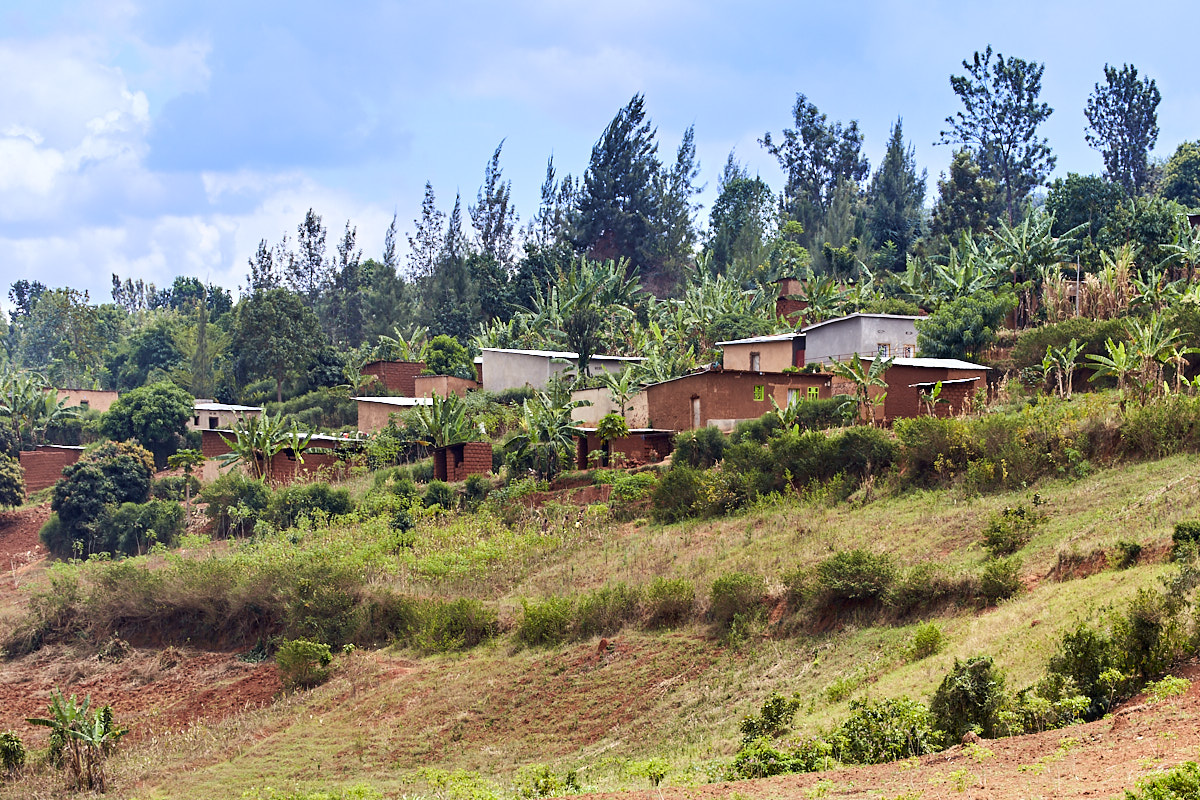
881,365,988,423
270,450,341,484
200,429,233,458
775,296,807,326
414,375,479,399
361,360,425,396
433,442,493,482
644,370,832,431
18,446,84,494
575,432,673,469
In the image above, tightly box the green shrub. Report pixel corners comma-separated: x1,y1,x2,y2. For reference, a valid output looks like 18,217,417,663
610,471,658,504
835,696,939,764
642,577,695,628
1113,539,1143,569
422,480,456,509
414,598,497,652
908,622,946,661
268,482,353,529
463,474,492,506
672,427,727,468
978,556,1023,603
575,583,641,638
275,638,334,691
411,459,435,483
1112,588,1190,682
739,692,801,742
200,471,271,538
651,465,702,523
930,656,1006,740
1172,521,1200,559
1046,623,1120,713
886,563,976,616
47,441,155,557
1124,760,1200,800
982,502,1047,558
0,730,25,777
150,474,201,502
390,475,420,501
101,500,185,555
0,455,24,510
517,596,574,647
726,736,834,780
709,572,765,628
833,425,899,478
815,550,895,606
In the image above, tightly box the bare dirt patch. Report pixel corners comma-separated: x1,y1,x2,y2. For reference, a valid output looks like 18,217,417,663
0,502,50,609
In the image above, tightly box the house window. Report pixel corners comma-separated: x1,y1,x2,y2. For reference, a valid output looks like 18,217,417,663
208,416,219,429
193,415,200,427
902,345,914,358
753,385,765,401
877,343,891,357
808,386,820,400
787,388,801,405
750,351,761,371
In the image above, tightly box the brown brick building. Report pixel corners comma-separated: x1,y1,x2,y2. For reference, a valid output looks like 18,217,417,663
360,360,425,396
432,442,493,482
574,429,674,469
831,357,990,424
18,445,85,494
199,429,358,485
628,369,833,432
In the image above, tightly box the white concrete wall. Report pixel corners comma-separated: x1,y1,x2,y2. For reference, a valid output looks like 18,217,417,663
807,317,918,364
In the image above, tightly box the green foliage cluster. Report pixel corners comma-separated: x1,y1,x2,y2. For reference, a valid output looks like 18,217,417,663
1124,761,1200,800
100,380,194,469
981,500,1047,557
267,482,353,529
515,577,698,647
0,454,23,510
709,572,765,628
27,690,125,793
275,638,334,690
200,471,272,537
0,731,25,778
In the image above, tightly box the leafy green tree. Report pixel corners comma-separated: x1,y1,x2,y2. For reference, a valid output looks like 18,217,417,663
423,334,471,378
575,93,661,271
15,288,105,387
104,317,185,390
188,299,218,400
1085,63,1160,196
930,149,1000,239
706,154,776,274
324,221,369,347
868,118,926,270
828,353,891,425
422,196,482,342
506,390,585,480
44,441,154,557
1046,173,1125,241
101,381,193,469
166,448,204,515
1097,196,1186,269
916,291,1015,360
231,289,324,403
1159,141,1200,209
761,93,869,243
0,454,23,509
940,45,1055,223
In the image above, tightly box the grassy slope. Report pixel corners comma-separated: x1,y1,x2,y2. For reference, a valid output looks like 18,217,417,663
83,452,1200,800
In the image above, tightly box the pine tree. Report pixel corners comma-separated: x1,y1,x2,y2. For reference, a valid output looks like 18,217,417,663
470,141,519,267
575,94,661,270
868,118,927,270
1086,63,1161,196
189,299,215,400
289,208,330,304
706,153,776,275
653,124,703,288
407,182,445,280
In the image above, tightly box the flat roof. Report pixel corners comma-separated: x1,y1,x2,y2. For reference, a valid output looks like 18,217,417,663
353,396,433,406
859,356,989,371
716,332,804,346
801,313,922,333
481,347,643,362
194,402,262,412
641,366,832,390
203,429,365,444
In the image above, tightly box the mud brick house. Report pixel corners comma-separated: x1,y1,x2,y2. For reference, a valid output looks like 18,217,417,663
802,313,922,365
54,388,120,413
432,441,493,482
574,428,674,469
189,401,262,431
833,357,990,424
354,396,433,434
360,360,426,396
479,348,643,394
773,277,808,325
18,445,84,494
626,369,833,432
717,332,808,371
413,374,478,399
199,429,361,484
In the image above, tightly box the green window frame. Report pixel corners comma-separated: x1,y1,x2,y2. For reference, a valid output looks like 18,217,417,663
753,385,765,401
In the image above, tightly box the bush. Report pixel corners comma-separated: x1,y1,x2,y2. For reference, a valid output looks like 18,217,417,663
1124,760,1200,800
411,459,435,483
930,656,1006,740
978,556,1023,604
815,550,895,606
672,427,727,469
463,474,492,506
0,731,25,777
1172,521,1200,559
576,583,641,638
886,563,976,616
610,472,658,504
267,482,353,529
1113,538,1143,569
0,454,23,510
47,441,155,557
101,500,185,555
709,572,765,628
414,598,497,652
726,736,834,780
833,425,899,478
835,696,939,764
739,692,801,742
1046,623,1120,713
642,577,695,628
275,638,333,690
651,465,702,523
908,622,946,661
150,474,201,502
200,471,271,538
422,480,456,510
517,596,574,647
982,502,1047,558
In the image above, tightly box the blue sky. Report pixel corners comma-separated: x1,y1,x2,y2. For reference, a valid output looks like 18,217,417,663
2,0,1197,307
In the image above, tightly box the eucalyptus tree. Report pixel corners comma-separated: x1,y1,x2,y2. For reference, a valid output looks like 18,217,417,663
940,45,1055,224
1085,63,1160,196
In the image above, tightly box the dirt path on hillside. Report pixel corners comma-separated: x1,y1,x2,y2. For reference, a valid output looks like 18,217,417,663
0,503,49,608
586,660,1200,800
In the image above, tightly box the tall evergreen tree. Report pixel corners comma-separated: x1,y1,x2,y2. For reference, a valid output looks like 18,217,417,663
327,222,367,347
407,182,445,280
470,141,519,267
1086,64,1160,196
289,208,331,305
422,195,479,342
940,45,1055,224
189,299,215,400
383,213,399,274
760,93,869,242
653,124,703,289
868,118,927,270
930,149,1000,239
575,94,661,270
246,239,279,293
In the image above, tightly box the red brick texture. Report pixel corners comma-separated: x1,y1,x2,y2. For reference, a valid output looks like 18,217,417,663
199,430,350,485
830,366,989,424
575,432,673,469
413,375,479,399
433,442,493,482
643,370,832,431
18,446,84,494
361,361,426,396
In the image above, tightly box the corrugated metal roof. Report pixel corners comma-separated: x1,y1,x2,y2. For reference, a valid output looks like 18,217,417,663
194,402,262,412
353,396,433,406
481,347,643,361
907,376,982,387
861,356,989,370
715,332,804,346
801,313,922,333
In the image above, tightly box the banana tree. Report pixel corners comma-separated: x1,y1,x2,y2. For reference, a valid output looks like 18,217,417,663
506,390,586,480
218,412,314,482
828,353,892,426
411,392,474,449
1087,338,1135,397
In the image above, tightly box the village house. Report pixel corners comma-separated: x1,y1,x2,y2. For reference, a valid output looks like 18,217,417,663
479,348,643,394
360,359,425,396
624,369,832,432
802,313,921,365
834,356,991,424
53,388,120,413
198,428,362,484
354,395,433,434
189,401,262,431
716,331,807,371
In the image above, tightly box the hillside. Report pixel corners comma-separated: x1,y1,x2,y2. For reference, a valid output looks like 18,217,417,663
2,448,1200,799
